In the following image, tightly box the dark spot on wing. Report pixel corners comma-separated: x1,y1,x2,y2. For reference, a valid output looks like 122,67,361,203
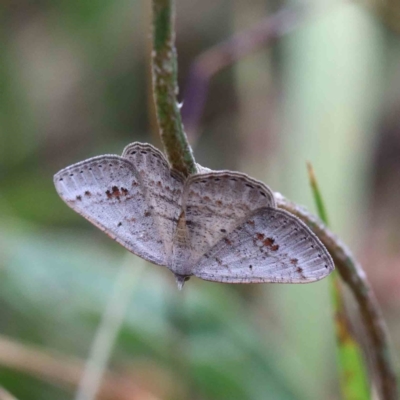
247,220,255,226
245,184,253,188
117,222,122,227
106,186,129,200
106,187,120,200
216,200,222,206
296,266,306,279
84,190,91,196
140,151,147,154
214,178,221,181
249,265,253,270
224,238,232,245
144,211,151,217
290,258,298,265
220,229,227,233
256,233,265,240
76,195,82,201
263,237,279,251
215,257,222,265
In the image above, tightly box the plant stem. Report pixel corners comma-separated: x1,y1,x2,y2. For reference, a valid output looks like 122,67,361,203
150,1,397,398
307,163,370,400
275,193,398,400
151,0,197,176
307,162,329,226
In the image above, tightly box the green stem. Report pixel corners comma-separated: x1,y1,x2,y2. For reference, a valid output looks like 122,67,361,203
307,163,370,400
276,193,398,400
151,3,197,398
306,162,329,226
151,0,197,177
150,2,397,398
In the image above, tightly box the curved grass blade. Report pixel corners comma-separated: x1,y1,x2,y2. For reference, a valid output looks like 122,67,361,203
307,162,370,400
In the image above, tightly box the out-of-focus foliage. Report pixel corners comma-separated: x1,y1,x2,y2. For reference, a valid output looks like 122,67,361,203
1,0,400,399
369,0,400,34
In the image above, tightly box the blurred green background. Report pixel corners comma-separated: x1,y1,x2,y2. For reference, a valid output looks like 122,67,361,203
1,0,400,399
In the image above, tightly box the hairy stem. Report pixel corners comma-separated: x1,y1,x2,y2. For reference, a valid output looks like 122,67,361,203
150,2,397,398
151,0,197,176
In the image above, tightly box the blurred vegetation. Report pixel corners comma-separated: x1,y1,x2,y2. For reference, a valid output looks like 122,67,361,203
1,0,400,399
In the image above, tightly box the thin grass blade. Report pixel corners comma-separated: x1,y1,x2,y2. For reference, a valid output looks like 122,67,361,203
307,162,370,400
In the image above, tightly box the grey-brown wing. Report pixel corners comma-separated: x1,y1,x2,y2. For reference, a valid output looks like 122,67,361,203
193,208,334,283
181,171,276,265
122,143,184,261
54,155,167,265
